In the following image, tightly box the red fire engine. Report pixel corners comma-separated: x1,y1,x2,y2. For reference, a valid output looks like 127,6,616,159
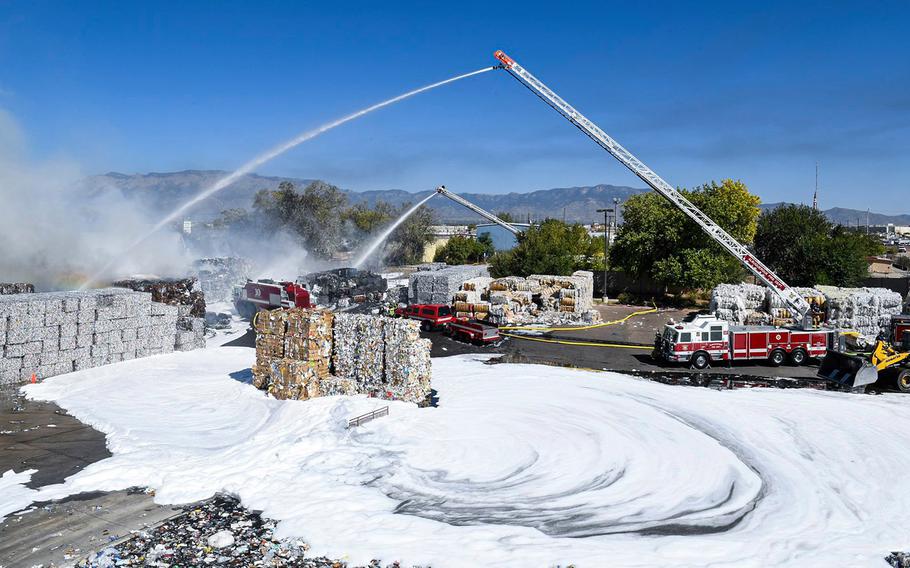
653,314,832,369
233,279,311,320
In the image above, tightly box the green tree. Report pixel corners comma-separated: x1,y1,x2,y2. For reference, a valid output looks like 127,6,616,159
433,234,494,265
495,211,517,223
754,204,883,287
489,219,601,277
609,179,761,291
253,180,348,258
346,201,394,235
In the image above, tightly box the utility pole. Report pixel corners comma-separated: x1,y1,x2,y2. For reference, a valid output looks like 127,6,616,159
597,207,614,300
813,162,819,210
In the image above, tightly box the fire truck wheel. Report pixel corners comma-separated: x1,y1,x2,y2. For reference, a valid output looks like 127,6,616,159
421,320,431,332
769,349,786,367
691,352,710,370
896,369,910,393
789,349,807,366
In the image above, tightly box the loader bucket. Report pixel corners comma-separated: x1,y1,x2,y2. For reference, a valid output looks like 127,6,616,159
817,350,879,389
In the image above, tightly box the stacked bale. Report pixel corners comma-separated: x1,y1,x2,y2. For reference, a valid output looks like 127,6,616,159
818,286,903,338
113,278,207,350
251,309,287,390
453,279,491,320
383,318,432,403
477,272,597,325
408,265,490,305
252,308,335,400
0,288,204,385
251,310,432,404
332,313,384,387
710,283,766,324
530,271,595,314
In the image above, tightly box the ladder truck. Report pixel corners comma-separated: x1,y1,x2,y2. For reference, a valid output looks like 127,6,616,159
492,50,836,371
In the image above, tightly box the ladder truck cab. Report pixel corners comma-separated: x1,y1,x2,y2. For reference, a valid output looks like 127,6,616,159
233,279,311,320
654,314,832,370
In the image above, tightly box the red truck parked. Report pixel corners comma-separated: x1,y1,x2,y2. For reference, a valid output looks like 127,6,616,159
446,318,501,344
394,304,455,331
653,314,832,369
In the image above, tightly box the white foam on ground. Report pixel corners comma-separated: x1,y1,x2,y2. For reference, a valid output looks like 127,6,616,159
9,348,910,566
0,469,38,519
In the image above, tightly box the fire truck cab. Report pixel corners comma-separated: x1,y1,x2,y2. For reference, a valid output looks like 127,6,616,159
653,314,831,370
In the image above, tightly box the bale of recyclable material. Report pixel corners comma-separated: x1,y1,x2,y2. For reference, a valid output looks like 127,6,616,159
818,285,902,339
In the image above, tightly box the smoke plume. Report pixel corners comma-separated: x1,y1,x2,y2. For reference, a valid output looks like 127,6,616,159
0,109,191,290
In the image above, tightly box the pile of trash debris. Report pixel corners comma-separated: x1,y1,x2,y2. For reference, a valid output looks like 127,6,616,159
194,257,253,304
78,494,401,567
251,308,431,404
113,277,207,318
450,271,598,325
0,283,34,295
300,268,388,307
710,282,904,338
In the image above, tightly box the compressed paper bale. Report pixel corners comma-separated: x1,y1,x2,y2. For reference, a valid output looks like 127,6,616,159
255,309,287,337
332,313,385,387
383,318,431,402
319,377,360,396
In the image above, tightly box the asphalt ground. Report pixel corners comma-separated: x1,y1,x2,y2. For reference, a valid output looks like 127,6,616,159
430,304,825,381
0,386,179,567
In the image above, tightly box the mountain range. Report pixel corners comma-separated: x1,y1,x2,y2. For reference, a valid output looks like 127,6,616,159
86,170,642,224
87,170,910,226
760,203,910,227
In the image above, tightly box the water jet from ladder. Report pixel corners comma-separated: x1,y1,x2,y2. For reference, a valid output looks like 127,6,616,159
81,66,497,289
352,192,437,269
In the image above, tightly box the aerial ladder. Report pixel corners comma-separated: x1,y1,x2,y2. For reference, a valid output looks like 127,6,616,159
493,50,814,329
434,185,522,235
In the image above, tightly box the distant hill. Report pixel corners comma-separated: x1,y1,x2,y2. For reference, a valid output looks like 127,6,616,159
86,170,645,224
760,202,910,227
88,171,909,227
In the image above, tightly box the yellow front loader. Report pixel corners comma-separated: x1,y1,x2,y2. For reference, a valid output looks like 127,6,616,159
818,336,910,391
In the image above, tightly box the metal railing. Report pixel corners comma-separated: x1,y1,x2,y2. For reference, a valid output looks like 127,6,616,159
347,406,389,429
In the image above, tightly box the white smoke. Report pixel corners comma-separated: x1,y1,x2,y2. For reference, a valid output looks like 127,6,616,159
0,109,191,290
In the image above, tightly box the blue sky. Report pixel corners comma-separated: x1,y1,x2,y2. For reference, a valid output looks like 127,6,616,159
1,1,908,210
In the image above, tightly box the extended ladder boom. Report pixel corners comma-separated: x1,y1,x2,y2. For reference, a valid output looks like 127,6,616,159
493,50,811,326
435,185,522,235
